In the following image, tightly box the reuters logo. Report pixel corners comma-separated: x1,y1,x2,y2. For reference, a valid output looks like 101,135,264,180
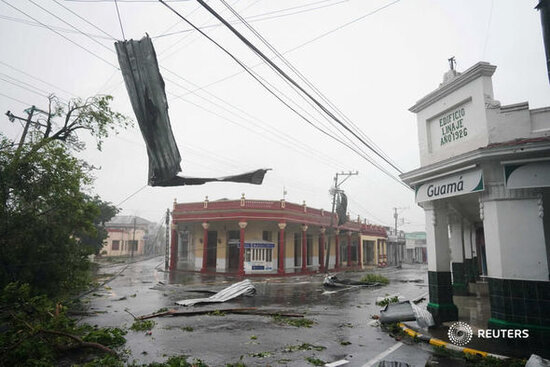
448,321,473,346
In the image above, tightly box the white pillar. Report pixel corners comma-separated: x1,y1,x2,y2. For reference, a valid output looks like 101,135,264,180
482,192,548,281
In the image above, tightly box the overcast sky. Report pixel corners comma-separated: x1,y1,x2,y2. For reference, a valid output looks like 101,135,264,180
1,0,549,230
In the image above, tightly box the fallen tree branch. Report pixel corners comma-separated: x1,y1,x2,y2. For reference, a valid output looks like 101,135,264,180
137,307,304,320
38,329,116,355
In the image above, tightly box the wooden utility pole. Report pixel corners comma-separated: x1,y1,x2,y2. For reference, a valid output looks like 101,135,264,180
324,171,358,272
164,208,170,271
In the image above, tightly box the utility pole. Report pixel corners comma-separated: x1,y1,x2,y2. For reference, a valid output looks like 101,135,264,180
324,171,359,272
393,207,408,266
164,208,170,271
131,216,136,258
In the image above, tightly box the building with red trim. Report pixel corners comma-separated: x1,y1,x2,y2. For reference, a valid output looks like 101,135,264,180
169,196,387,275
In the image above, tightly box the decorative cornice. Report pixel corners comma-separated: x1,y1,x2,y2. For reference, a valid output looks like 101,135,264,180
400,140,550,186
481,183,542,202
409,62,497,113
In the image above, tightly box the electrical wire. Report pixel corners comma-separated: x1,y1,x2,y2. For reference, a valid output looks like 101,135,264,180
50,0,118,40
196,0,403,175
0,0,119,68
153,0,350,39
0,60,75,98
159,0,409,189
0,14,114,40
219,0,402,172
26,0,114,53
178,0,401,98
116,184,148,206
114,0,126,40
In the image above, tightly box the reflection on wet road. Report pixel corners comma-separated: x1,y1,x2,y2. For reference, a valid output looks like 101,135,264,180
80,257,432,366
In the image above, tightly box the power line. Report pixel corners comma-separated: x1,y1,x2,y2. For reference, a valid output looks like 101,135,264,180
114,0,126,40
26,0,114,53
0,60,75,98
1,0,118,68
50,0,117,40
158,0,409,189
220,0,401,173
0,14,114,40
153,0,351,39
116,185,148,206
221,0,401,172
194,0,404,174
178,0,401,98
0,92,33,107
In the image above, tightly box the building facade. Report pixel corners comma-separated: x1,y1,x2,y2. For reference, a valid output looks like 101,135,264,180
102,216,152,257
401,62,550,350
169,196,387,275
404,232,427,264
386,228,406,266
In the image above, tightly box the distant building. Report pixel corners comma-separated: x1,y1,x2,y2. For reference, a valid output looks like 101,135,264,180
169,196,387,275
385,227,406,266
401,61,550,352
102,216,152,257
404,232,427,264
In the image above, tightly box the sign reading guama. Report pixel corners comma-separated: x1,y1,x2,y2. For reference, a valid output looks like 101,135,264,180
415,169,484,203
115,36,269,186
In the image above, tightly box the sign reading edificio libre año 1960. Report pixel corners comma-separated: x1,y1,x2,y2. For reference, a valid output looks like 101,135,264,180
438,106,468,146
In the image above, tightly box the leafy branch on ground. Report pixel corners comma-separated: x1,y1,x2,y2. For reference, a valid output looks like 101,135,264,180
360,273,389,285
272,314,314,327
376,296,399,307
130,320,156,332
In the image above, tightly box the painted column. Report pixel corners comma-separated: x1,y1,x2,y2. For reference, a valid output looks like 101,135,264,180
382,240,387,266
347,231,352,267
278,222,286,275
334,229,340,270
200,222,209,273
463,221,475,284
449,214,467,295
169,225,178,271
238,221,247,276
358,236,363,269
482,185,550,344
375,239,379,266
424,202,458,324
319,227,325,272
301,224,308,273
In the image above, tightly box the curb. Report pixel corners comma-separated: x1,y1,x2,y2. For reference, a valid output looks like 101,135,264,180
398,323,508,360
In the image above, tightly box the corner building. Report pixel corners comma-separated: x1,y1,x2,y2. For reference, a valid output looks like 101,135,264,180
169,196,387,275
401,62,550,350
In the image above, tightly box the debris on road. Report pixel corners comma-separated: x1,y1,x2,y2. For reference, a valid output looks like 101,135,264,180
323,275,382,288
176,279,256,306
137,307,304,320
379,301,434,328
324,360,349,367
526,354,550,367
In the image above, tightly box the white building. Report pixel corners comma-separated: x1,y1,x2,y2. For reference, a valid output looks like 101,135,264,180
401,62,550,352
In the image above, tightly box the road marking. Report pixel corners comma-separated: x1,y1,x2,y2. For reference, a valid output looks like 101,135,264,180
361,341,403,367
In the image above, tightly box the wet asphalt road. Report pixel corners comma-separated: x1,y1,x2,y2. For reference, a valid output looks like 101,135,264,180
79,257,433,367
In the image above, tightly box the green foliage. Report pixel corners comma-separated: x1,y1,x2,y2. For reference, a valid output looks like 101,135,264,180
226,363,246,367
340,341,351,346
283,343,326,352
306,357,325,366
208,310,227,316
249,351,272,358
181,326,194,332
376,296,399,307
272,315,314,327
82,327,127,348
130,320,156,331
360,273,390,285
0,282,126,367
0,94,129,297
